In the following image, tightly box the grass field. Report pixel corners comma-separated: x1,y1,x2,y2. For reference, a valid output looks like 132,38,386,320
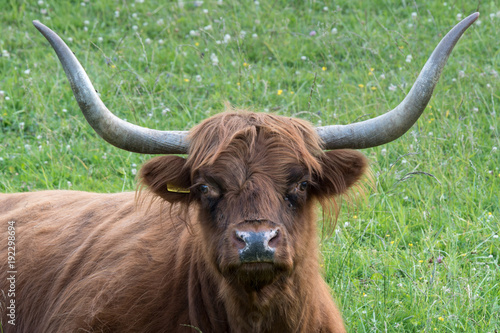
1,0,499,332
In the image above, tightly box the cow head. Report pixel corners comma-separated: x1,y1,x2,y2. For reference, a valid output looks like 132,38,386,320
32,13,478,290
140,112,367,289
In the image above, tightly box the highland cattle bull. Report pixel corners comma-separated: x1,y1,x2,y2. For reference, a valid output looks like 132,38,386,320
0,13,478,333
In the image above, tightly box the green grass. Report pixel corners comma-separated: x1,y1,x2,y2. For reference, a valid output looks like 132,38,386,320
1,0,499,332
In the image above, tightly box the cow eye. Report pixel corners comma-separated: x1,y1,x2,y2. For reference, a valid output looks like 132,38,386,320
199,184,209,194
298,181,308,192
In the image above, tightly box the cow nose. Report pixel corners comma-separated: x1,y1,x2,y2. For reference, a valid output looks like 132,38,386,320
234,228,280,263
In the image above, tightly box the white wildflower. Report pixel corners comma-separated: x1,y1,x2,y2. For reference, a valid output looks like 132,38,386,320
388,84,397,91
157,18,164,25
331,27,338,34
210,53,219,65
223,34,231,43
411,12,417,19
195,75,202,82
406,54,412,63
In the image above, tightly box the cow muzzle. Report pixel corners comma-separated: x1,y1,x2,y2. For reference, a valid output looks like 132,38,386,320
232,222,281,264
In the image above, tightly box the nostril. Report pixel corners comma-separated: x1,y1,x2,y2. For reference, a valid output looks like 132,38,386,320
267,229,280,248
233,231,247,250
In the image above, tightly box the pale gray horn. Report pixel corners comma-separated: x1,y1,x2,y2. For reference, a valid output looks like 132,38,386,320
33,20,189,154
316,12,479,150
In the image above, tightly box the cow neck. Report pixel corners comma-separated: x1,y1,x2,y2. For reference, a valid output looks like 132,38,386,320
186,235,231,331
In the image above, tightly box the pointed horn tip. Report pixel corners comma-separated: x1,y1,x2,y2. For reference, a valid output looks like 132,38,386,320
461,12,479,27
32,20,49,34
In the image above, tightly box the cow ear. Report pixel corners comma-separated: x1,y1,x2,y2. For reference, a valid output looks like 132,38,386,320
139,155,191,204
312,150,368,198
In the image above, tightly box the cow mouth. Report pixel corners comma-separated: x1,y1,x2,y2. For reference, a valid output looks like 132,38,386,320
221,261,291,291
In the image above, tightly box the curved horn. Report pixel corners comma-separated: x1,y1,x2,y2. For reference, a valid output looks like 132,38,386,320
317,12,479,150
33,21,189,154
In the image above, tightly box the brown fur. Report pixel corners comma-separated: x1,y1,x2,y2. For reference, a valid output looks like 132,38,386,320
1,111,367,332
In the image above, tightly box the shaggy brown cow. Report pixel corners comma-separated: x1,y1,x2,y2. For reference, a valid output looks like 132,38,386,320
0,13,478,333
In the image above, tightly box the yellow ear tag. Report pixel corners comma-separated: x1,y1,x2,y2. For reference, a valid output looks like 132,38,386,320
167,184,190,193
